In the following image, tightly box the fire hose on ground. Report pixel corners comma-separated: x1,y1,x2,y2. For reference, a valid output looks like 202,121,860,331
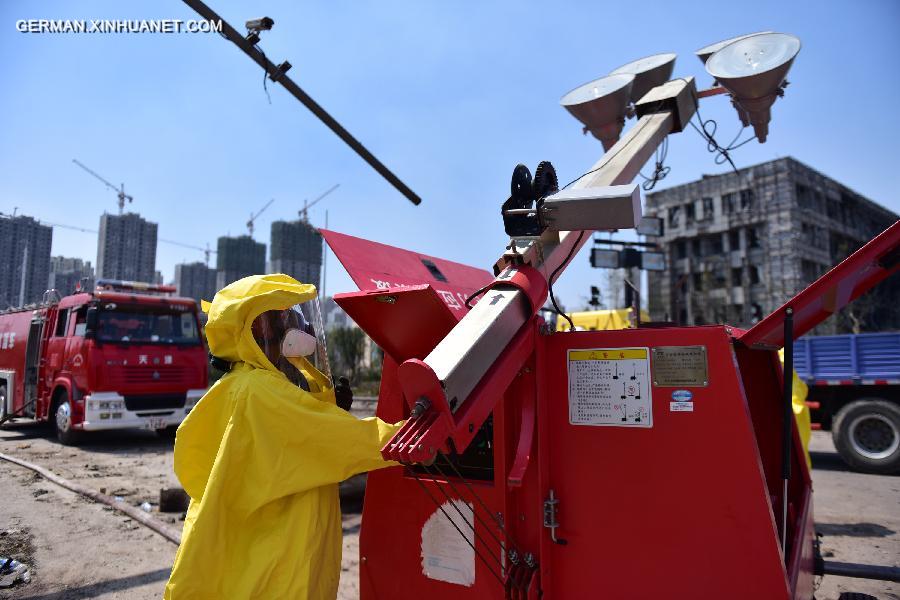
0,451,182,545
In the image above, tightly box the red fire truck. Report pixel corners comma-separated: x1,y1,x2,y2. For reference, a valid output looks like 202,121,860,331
0,279,208,444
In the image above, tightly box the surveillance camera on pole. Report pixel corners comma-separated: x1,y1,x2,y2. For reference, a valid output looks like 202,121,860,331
245,17,274,34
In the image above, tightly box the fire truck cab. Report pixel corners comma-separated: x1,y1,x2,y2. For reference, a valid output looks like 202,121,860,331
0,279,208,444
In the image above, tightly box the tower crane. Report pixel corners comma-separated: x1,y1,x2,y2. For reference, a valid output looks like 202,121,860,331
247,198,274,237
299,184,339,222
29,217,217,265
72,159,133,214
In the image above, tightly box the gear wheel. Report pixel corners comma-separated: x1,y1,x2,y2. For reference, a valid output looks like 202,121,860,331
532,161,558,200
509,164,534,209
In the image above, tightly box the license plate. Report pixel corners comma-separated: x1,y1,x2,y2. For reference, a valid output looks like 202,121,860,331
144,417,168,430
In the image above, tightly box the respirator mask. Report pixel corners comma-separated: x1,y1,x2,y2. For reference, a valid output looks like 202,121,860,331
252,298,331,389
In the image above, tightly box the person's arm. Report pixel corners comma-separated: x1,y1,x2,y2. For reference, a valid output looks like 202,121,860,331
234,379,402,509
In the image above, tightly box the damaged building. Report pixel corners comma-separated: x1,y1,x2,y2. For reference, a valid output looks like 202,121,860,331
645,157,899,333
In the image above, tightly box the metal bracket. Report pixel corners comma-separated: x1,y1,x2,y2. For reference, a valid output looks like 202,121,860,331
543,489,567,545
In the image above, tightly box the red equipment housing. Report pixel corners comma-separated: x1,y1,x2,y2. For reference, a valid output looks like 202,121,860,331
332,220,899,599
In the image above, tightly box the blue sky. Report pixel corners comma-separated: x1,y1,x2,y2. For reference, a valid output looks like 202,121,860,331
1,0,898,308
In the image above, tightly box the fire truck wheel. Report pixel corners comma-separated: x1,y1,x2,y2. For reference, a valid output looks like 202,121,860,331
53,393,81,446
157,426,178,440
832,399,900,474
0,385,8,425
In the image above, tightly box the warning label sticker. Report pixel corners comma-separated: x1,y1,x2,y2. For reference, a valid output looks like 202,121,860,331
567,347,652,427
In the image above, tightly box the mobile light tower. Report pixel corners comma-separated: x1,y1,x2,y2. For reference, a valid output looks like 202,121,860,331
320,33,896,600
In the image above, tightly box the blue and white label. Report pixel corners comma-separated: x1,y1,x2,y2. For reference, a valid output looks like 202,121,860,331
670,389,693,412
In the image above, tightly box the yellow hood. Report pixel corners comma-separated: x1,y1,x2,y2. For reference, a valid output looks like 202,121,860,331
204,273,317,371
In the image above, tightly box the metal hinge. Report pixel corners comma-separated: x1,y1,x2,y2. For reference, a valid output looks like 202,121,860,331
543,489,567,545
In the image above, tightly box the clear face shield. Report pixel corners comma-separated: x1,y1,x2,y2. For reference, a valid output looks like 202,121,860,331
287,299,331,382
251,297,332,391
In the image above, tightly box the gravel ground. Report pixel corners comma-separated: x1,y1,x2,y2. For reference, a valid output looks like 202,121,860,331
0,422,896,599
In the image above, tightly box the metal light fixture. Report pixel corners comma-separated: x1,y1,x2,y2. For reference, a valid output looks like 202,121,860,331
560,74,635,151
704,33,801,142
610,53,677,104
694,32,773,65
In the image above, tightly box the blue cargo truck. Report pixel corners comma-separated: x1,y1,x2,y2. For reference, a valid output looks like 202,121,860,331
794,331,900,473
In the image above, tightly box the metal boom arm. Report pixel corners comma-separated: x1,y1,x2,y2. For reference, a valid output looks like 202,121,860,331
385,110,676,463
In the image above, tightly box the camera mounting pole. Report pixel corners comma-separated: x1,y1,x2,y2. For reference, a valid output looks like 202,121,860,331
181,0,422,206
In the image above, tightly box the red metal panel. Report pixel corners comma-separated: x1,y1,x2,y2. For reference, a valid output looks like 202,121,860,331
321,229,493,317
541,326,802,599
739,220,900,350
334,286,458,363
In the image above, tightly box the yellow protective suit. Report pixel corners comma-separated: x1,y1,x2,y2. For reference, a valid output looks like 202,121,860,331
779,349,812,469
164,274,401,599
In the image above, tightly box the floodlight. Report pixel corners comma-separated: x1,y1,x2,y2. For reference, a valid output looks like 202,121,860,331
610,53,677,103
560,74,634,151
705,33,801,143
694,32,773,65
636,216,664,237
591,248,621,269
640,251,666,271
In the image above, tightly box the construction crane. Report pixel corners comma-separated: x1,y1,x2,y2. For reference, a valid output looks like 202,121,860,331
299,184,339,222
247,198,274,237
72,159,133,214
33,218,217,265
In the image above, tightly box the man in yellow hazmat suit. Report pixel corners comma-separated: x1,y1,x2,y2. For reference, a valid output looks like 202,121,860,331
164,274,402,599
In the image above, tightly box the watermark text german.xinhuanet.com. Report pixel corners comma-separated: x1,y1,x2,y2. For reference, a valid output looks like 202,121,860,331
16,19,223,34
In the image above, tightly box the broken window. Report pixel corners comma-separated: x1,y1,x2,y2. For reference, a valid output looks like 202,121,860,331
748,227,761,249
702,197,714,220
749,265,761,285
740,189,755,211
668,206,681,228
692,272,703,291
796,184,811,209
691,238,701,258
675,240,687,259
731,267,743,285
729,229,741,251
684,202,696,224
722,192,737,214
801,260,819,283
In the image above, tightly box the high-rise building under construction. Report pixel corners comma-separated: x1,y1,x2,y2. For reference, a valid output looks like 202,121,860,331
645,157,899,334
0,214,52,308
216,235,266,290
175,261,217,303
49,256,94,295
97,212,158,283
269,219,323,288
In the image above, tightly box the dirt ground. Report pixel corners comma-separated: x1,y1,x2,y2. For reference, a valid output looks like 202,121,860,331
0,422,896,599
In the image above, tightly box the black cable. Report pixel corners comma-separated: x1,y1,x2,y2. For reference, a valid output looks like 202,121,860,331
548,231,584,331
464,282,493,309
728,134,758,151
421,463,507,568
408,469,506,587
257,47,272,104
639,136,670,191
